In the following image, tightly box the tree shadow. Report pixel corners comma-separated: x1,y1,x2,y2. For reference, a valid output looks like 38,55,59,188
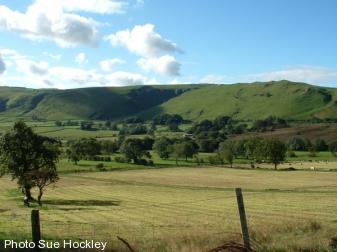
43,199,120,206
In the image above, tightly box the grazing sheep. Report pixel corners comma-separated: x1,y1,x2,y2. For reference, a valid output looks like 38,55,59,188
310,167,315,171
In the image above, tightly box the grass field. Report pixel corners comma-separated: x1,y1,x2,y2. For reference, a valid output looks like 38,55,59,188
1,167,337,251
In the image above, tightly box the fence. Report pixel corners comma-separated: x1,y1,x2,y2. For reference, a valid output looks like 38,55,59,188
0,188,258,252
1,186,336,252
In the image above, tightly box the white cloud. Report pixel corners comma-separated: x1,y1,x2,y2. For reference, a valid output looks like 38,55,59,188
100,58,126,72
16,59,49,76
0,1,106,47
105,71,148,86
106,24,179,57
0,56,5,74
200,74,225,84
55,0,126,14
75,52,87,65
1,48,153,88
0,48,28,60
137,55,180,76
247,66,337,85
43,52,62,60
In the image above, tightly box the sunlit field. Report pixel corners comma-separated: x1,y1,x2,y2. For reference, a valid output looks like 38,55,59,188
1,167,337,251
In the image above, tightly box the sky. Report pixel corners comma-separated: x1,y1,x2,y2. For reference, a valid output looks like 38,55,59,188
0,0,337,89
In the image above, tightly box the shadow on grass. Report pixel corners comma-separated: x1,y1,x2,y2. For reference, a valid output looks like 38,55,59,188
43,199,121,206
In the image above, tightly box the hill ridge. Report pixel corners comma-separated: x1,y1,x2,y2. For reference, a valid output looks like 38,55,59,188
0,81,336,120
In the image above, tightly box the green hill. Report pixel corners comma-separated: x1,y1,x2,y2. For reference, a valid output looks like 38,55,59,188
0,81,337,121
141,80,337,120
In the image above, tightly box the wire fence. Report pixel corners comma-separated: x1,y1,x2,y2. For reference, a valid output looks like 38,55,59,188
1,188,337,251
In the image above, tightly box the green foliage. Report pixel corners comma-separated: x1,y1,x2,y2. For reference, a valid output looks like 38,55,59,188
288,136,310,151
152,114,184,125
315,139,328,151
264,138,287,169
218,141,235,167
330,142,337,157
251,116,288,132
171,141,198,163
100,140,119,154
120,138,151,164
153,137,173,159
66,138,101,164
0,121,61,205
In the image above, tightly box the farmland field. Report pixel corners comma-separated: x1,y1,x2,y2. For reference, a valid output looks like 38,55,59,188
1,167,337,251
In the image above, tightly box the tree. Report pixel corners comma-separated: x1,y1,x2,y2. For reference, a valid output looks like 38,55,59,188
330,141,337,157
218,141,235,167
153,137,173,159
29,140,60,206
287,136,308,151
100,140,118,154
80,121,93,131
66,138,101,163
66,141,82,164
0,121,61,204
167,123,180,132
244,137,265,161
315,139,328,151
120,138,151,164
171,143,185,165
264,139,287,169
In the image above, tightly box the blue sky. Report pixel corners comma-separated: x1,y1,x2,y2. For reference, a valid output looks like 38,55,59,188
0,0,337,89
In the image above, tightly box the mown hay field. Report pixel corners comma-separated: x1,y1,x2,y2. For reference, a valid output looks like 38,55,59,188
1,167,337,251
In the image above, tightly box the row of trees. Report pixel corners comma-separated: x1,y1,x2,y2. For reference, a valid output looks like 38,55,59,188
153,137,287,169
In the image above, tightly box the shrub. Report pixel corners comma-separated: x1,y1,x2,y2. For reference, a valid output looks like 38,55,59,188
208,154,223,165
287,150,297,158
95,163,106,171
114,156,128,163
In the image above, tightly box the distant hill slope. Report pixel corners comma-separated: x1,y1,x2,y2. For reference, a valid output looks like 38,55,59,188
140,80,337,120
0,81,337,121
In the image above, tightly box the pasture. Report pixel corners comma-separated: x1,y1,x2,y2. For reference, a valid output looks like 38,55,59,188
1,167,337,251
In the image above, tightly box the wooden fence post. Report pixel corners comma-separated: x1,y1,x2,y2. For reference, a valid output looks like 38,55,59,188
235,188,251,251
31,209,41,250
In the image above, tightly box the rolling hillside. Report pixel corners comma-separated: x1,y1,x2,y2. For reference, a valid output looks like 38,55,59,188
0,80,337,121
142,80,337,120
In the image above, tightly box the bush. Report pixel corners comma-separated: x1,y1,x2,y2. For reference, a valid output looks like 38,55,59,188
114,156,128,163
208,155,223,165
287,150,297,158
135,159,149,165
95,163,106,171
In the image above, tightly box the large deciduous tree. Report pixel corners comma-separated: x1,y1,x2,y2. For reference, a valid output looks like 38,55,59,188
120,138,151,164
0,121,61,205
264,139,287,170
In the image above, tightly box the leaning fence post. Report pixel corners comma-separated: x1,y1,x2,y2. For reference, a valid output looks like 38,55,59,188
235,188,251,251
31,209,41,250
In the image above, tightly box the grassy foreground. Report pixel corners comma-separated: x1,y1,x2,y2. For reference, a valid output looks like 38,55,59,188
1,167,337,251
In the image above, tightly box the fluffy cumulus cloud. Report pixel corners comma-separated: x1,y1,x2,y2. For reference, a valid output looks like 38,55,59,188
16,59,49,76
75,53,87,65
0,0,125,47
100,58,126,72
137,55,180,76
106,24,179,57
0,55,6,74
106,24,182,76
0,48,153,88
